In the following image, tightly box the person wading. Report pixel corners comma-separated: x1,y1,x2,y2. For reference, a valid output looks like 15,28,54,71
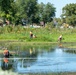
3,48,10,58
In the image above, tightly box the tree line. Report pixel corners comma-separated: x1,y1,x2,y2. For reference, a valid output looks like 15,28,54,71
0,0,76,27
0,0,56,25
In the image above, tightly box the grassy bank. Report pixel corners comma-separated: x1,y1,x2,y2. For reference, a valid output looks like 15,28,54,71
0,25,76,42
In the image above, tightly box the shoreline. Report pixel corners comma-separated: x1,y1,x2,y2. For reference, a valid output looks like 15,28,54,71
0,40,76,43
0,40,76,48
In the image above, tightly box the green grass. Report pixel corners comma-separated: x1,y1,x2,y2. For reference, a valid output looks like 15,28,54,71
0,25,76,43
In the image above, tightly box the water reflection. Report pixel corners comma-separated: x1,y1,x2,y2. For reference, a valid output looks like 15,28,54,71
0,46,76,74
55,48,63,54
15,47,38,58
0,47,38,71
1,58,13,70
13,58,37,73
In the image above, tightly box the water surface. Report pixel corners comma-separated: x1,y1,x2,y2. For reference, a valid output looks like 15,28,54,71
0,46,76,74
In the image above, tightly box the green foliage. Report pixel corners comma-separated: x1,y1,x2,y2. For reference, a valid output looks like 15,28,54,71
61,3,76,26
0,19,3,23
46,22,54,28
0,25,76,42
0,0,13,14
15,0,38,24
0,27,4,34
0,0,56,25
0,0,17,24
38,2,56,23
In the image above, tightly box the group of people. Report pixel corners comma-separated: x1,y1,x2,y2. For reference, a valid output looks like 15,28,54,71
30,31,62,43
2,35,62,55
1,34,63,70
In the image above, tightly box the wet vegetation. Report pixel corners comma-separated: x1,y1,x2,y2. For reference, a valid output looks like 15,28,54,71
0,40,56,50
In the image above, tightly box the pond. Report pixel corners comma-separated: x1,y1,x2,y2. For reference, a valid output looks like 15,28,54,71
0,43,76,75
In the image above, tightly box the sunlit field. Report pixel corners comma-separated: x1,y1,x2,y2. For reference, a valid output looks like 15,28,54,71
0,25,76,43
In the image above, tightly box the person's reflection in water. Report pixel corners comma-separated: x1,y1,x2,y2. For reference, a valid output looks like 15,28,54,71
30,48,33,55
1,48,13,70
2,58,9,70
29,47,36,57
1,58,13,70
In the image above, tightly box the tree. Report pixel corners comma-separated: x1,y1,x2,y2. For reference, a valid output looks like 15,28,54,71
0,0,17,24
0,0,13,14
38,2,56,23
61,3,76,26
15,0,38,24
0,0,56,25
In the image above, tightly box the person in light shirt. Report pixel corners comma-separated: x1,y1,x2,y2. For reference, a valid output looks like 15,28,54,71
58,35,62,43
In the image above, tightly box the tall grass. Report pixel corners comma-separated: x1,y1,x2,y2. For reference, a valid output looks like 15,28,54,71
0,25,76,42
